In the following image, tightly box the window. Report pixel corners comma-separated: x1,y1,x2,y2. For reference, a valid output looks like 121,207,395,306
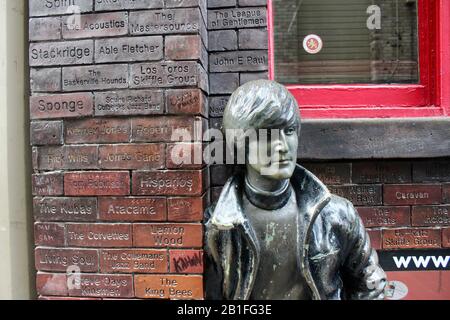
268,0,450,118
274,0,419,85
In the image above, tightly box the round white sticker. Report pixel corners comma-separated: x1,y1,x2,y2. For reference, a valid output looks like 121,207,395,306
303,34,323,54
384,281,409,300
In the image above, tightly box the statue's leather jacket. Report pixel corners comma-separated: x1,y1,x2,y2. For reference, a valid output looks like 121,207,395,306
204,165,387,300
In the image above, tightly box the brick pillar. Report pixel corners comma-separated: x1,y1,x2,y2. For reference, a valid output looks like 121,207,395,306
30,0,209,300
300,161,450,253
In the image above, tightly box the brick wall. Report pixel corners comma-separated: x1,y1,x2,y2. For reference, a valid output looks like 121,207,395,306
206,1,449,253
29,0,209,300
211,160,450,252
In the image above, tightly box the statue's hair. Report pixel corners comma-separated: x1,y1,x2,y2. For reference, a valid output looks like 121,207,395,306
222,80,301,133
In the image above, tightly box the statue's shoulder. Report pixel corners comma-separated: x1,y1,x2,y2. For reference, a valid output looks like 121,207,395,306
204,174,236,219
320,194,360,228
204,173,247,232
327,193,355,209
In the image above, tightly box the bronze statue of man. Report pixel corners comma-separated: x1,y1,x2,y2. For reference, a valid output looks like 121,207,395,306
204,80,387,300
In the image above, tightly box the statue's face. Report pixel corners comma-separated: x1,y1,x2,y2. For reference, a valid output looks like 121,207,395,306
247,125,298,180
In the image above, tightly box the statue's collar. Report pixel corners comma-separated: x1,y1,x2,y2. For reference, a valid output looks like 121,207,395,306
209,164,331,231
243,175,292,210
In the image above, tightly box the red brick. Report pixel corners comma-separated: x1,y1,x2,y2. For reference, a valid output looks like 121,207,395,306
170,250,203,274
28,39,91,67
30,121,63,146
382,228,441,250
35,223,65,247
132,170,207,196
68,274,134,299
32,172,64,196
412,205,450,226
36,145,98,170
166,89,207,116
443,184,450,203
209,96,228,117
65,171,130,196
36,272,68,297
101,298,141,300
134,275,203,300
35,248,99,272
99,144,165,170
358,206,410,228
29,17,61,41
32,147,38,169
95,36,163,63
38,296,101,300
165,35,202,61
34,197,98,222
210,51,267,73
165,0,203,9
134,223,203,248
30,0,93,16
63,64,128,91
166,143,204,169
62,12,128,39
442,228,450,248
302,162,351,185
66,223,132,248
31,67,61,92
96,0,163,10
65,118,131,144
328,185,382,206
131,116,204,143
130,61,202,89
384,184,442,205
94,90,164,117
413,160,450,182
129,8,202,36
30,93,94,120
100,249,168,274
167,196,205,222
352,161,411,183
98,197,166,222
366,229,382,250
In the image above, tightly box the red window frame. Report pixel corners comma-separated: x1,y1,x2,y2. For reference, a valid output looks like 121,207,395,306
268,0,450,119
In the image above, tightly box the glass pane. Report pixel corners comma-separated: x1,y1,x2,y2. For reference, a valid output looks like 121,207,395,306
273,0,419,85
